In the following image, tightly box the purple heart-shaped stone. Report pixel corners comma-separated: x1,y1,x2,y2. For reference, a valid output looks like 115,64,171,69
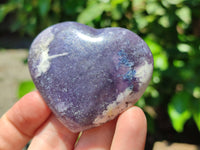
28,22,153,132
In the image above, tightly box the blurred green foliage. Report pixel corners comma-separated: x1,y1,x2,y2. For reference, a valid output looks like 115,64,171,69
1,0,200,133
18,80,35,98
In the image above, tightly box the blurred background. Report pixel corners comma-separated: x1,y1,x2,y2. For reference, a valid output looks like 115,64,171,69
0,0,200,149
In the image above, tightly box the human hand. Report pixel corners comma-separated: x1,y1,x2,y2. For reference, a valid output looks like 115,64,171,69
0,91,147,150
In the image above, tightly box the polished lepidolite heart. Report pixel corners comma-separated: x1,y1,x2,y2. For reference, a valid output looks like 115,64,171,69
28,22,153,132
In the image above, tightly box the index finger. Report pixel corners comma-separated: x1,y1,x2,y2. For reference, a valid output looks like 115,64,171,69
0,91,51,150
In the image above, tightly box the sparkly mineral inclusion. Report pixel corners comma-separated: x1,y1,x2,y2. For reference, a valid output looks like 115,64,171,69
28,22,154,132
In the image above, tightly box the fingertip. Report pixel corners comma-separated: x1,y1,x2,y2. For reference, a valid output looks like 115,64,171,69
117,106,147,140
120,106,147,129
111,106,147,150
75,119,116,150
20,91,50,113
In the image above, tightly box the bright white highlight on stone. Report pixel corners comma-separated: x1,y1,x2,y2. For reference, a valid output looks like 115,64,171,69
135,61,153,86
77,32,103,42
93,88,135,124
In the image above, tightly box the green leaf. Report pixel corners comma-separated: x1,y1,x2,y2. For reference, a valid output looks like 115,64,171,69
168,92,192,132
154,54,168,71
163,0,184,5
146,2,165,15
62,0,85,15
38,0,51,17
18,81,36,98
135,14,149,29
145,86,159,98
158,15,170,28
179,69,194,80
111,0,126,7
132,0,146,12
145,111,155,134
173,60,185,68
145,36,168,70
77,3,109,24
135,97,146,108
193,87,200,99
0,3,17,22
144,36,162,54
111,7,122,20
191,99,200,131
177,43,192,53
176,6,191,25
152,71,161,84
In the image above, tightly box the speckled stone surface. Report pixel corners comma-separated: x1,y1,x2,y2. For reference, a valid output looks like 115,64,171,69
28,22,153,132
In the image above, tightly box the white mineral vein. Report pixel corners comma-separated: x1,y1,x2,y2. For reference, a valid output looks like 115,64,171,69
37,51,69,77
